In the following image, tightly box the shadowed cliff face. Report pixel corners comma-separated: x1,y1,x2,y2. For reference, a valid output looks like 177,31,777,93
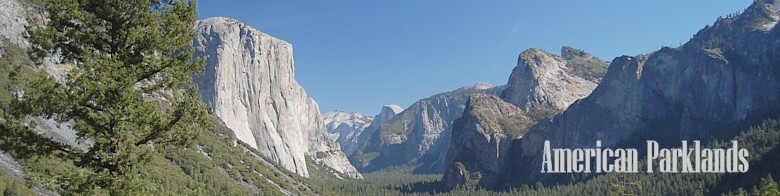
450,0,780,188
357,104,405,151
192,17,361,179
350,83,504,173
442,93,530,189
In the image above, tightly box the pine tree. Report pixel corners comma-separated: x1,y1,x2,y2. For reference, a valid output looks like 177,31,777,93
3,0,209,194
759,175,780,196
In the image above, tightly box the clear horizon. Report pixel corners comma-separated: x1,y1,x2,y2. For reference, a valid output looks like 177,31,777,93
198,1,752,116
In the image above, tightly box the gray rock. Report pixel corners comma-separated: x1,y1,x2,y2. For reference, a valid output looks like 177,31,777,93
0,151,23,182
193,17,361,179
501,47,607,111
442,93,528,189
351,83,502,173
0,0,30,48
27,117,91,151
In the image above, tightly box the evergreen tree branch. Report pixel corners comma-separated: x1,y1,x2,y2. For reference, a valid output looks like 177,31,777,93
135,105,184,146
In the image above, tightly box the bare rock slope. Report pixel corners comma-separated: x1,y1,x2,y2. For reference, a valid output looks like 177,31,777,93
501,46,608,111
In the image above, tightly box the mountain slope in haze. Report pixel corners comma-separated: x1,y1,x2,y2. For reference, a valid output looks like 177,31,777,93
350,82,504,173
324,111,373,155
192,17,361,179
351,104,405,156
324,104,404,156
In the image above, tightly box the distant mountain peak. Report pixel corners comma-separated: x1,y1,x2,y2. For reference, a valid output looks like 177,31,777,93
693,0,780,37
323,111,372,131
453,82,493,92
381,104,404,114
470,82,493,90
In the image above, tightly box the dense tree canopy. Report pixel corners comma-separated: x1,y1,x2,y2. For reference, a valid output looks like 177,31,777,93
1,0,209,194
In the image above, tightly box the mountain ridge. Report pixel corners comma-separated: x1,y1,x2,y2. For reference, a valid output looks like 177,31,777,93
442,0,780,188
350,82,503,173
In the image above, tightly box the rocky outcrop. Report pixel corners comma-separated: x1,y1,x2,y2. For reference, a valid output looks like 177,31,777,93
441,47,607,188
193,17,361,179
483,0,780,186
0,0,30,48
0,0,69,84
442,93,530,189
501,47,608,111
324,111,373,155
350,83,502,173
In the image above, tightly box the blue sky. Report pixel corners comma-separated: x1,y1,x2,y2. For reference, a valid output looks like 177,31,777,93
198,1,752,116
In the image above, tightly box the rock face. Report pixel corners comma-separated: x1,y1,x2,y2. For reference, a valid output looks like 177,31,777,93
192,17,361,179
350,83,503,173
0,0,69,83
324,111,373,155
0,0,30,48
457,0,780,187
442,47,607,188
501,47,608,111
442,93,530,189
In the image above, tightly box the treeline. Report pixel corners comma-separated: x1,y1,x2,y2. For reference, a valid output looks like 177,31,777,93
310,118,780,195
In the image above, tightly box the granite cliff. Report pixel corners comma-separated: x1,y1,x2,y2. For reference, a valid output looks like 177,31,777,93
501,46,608,111
193,17,361,179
